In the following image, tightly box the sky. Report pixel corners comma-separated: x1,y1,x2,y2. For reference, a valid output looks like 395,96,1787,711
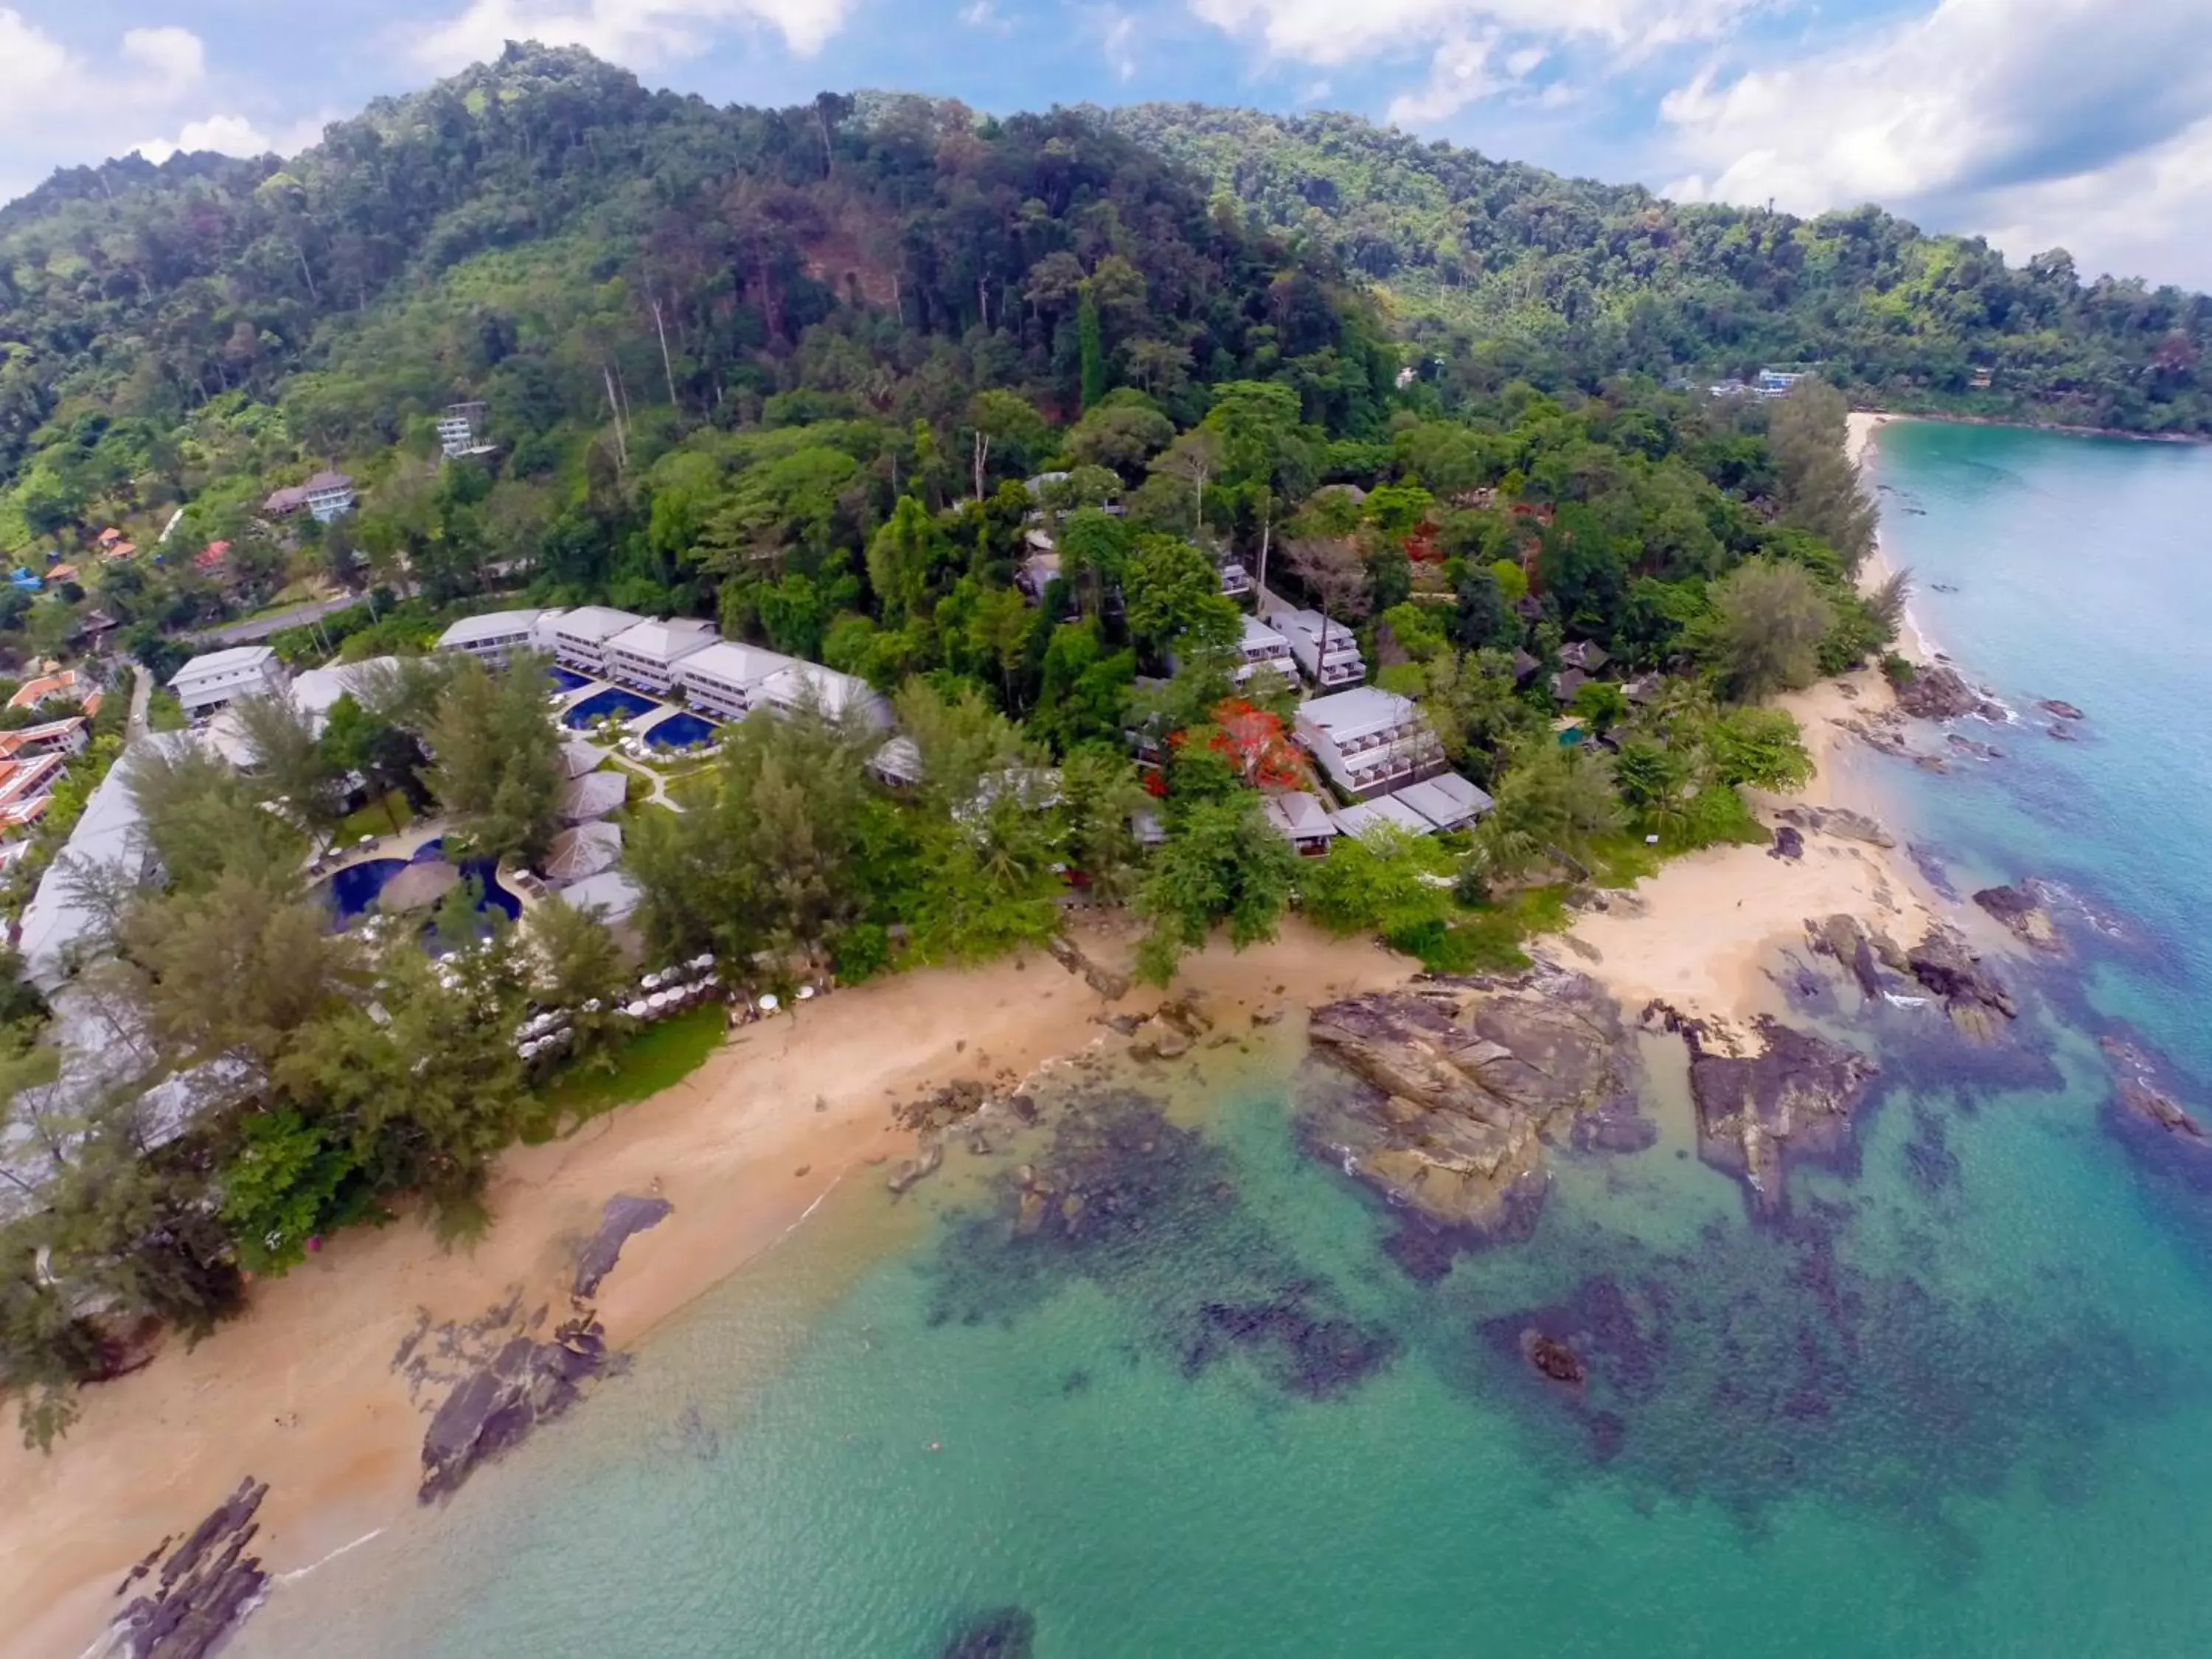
4,0,2211,291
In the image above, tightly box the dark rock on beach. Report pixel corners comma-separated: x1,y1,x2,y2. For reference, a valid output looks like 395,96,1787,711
1304,967,1644,1241
1974,883,2062,951
1893,661,2005,722
1776,804,1896,849
419,1316,612,1502
1651,1007,1878,1215
112,1477,269,1659
1804,912,1910,1001
1770,824,1805,861
943,1606,1037,1659
572,1193,672,1298
1905,926,2017,1037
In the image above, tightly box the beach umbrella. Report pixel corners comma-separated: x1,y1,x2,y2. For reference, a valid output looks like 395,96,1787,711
624,1001,650,1020
757,993,779,1013
376,860,461,914
542,822,622,882
642,970,664,991
690,953,714,973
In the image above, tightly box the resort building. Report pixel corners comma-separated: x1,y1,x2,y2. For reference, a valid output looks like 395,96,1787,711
438,402,496,459
1219,559,1255,599
547,607,645,677
437,608,554,669
754,662,892,728
266,471,358,521
1264,605,1366,689
1234,615,1295,685
1262,791,1340,858
170,646,289,722
0,716,89,762
1388,773,1494,833
1330,794,1433,839
18,736,181,990
672,641,801,721
0,752,70,835
7,667,84,712
1293,686,1448,801
603,618,718,693
288,656,401,734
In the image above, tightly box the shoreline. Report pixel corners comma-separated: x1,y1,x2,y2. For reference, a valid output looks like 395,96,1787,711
1846,411,1938,661
0,922,1411,1659
1848,406,2212,448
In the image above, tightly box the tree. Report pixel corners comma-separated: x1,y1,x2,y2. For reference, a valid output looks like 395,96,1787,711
126,740,302,893
1284,535,1370,679
1070,402,1173,478
1203,698,1314,790
233,691,347,848
1078,286,1107,411
1768,382,1879,573
1699,558,1836,700
321,692,425,833
524,898,632,1068
1133,793,1300,985
1148,428,1225,535
967,389,1046,503
1058,745,1150,904
1473,739,1626,881
1124,535,1239,661
1569,679,1631,737
1299,824,1456,940
1708,705,1815,791
426,656,562,865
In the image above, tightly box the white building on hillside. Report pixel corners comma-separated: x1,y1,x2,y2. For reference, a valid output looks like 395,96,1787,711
1234,615,1295,685
1264,605,1365,689
755,662,891,728
303,470,357,523
437,608,552,669
1293,685,1447,801
548,608,644,677
604,618,717,693
170,646,289,721
673,641,800,720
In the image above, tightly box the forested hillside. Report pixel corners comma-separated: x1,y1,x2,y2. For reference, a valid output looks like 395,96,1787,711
1103,105,2212,435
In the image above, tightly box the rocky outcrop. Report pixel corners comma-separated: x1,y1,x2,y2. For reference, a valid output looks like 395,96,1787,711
1905,926,2017,1037
1975,883,2062,951
1893,662,2005,722
1656,1010,1877,1214
1045,932,1131,1002
1803,912,1912,1001
1770,824,1805,861
2101,1034,2207,1140
572,1194,672,1298
2039,699,2087,722
886,1135,945,1194
1303,967,1643,1243
1775,804,1896,849
419,1316,611,1503
112,1478,269,1659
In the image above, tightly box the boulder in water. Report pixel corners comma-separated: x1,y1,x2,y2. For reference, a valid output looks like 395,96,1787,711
2039,698,2087,721
1523,1330,1587,1386
1973,883,2062,951
1893,662,2003,722
1905,925,2017,1032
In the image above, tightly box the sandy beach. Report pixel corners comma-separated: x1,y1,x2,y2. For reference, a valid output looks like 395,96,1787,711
0,922,1408,1659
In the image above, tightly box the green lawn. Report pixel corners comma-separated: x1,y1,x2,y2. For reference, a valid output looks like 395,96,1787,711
519,1004,725,1142
665,769,717,813
335,789,414,842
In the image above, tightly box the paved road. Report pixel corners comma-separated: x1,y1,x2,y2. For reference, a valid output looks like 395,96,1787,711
125,663,151,742
189,594,357,647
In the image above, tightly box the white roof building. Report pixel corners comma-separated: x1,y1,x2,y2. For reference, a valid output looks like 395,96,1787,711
603,618,717,692
289,656,400,731
755,663,891,728
1330,795,1433,838
548,607,645,674
1293,686,1447,801
170,645,288,720
1388,773,1494,832
1235,615,1295,685
437,608,550,667
557,869,643,925
674,641,801,720
1264,605,1365,689
1261,790,1339,855
18,735,187,990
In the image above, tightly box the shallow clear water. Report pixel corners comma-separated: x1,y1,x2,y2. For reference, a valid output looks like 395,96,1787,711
240,423,2212,1658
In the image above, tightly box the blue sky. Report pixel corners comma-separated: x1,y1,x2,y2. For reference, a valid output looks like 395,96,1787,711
6,0,2211,289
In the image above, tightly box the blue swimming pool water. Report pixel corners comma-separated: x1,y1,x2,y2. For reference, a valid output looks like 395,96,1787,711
317,838,521,932
550,668,591,693
563,687,660,729
646,712,720,751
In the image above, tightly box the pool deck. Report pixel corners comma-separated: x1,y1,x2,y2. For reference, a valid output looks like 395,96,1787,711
319,820,451,876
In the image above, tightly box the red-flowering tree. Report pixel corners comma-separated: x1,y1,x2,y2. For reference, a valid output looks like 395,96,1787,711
1205,698,1313,791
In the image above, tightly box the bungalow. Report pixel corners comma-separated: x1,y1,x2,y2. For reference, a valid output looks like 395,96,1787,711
1389,773,1495,832
1559,641,1609,674
547,607,645,677
1293,685,1447,801
1015,547,1062,605
604,618,717,693
193,541,232,577
1263,605,1366,689
673,641,799,721
1262,791,1340,858
170,645,289,722
1551,667,1588,705
1219,559,1255,599
7,668,83,712
45,563,77,585
1234,614,1295,685
869,736,924,788
101,540,136,563
1330,794,1433,839
436,608,554,669
754,662,891,728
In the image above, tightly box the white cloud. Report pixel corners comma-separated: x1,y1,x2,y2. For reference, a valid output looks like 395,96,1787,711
1387,34,1507,125
119,25,206,84
1658,0,2212,286
1189,0,1750,72
134,114,330,167
412,0,853,72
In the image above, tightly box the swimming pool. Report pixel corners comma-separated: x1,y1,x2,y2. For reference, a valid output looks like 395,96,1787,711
551,668,591,693
646,712,720,751
563,687,661,729
317,837,522,932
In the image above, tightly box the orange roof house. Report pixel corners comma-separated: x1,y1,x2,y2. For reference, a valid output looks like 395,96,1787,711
46,563,78,583
7,668,80,711
195,540,232,572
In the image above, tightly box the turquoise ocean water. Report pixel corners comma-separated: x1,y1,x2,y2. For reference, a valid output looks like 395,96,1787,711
236,422,2212,1658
